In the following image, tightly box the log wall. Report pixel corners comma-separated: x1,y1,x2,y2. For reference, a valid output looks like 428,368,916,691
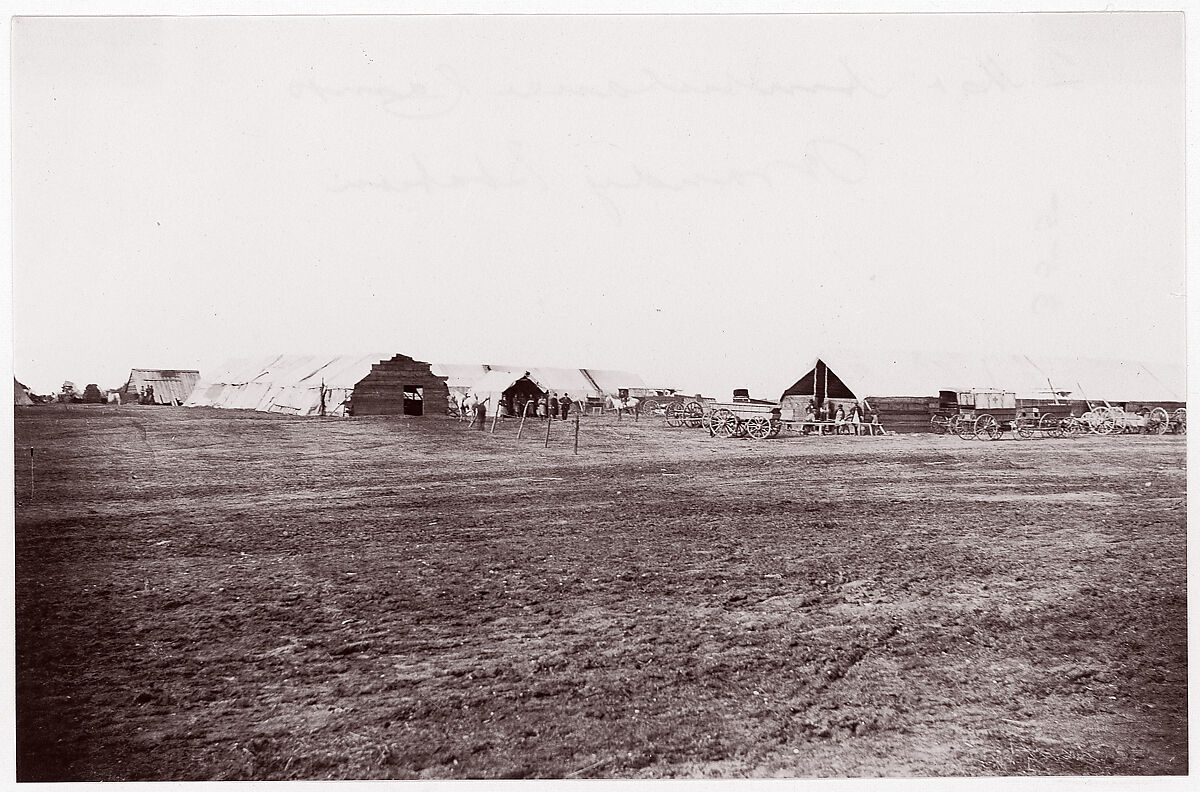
863,396,938,434
350,355,450,417
862,395,1186,433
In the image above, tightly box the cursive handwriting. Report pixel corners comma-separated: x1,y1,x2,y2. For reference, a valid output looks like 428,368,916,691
288,65,465,119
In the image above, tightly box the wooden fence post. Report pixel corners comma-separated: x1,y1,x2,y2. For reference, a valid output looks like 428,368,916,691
517,401,532,440
574,414,580,455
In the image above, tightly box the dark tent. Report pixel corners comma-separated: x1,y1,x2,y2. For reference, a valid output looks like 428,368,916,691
781,359,857,407
14,378,33,406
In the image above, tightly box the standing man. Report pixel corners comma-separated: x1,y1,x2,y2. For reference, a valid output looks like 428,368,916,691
549,392,560,421
560,393,572,421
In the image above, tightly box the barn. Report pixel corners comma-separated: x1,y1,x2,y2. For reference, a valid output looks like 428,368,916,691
184,353,449,417
122,369,202,405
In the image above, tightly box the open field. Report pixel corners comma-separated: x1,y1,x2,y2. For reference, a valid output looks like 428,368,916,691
13,404,1187,780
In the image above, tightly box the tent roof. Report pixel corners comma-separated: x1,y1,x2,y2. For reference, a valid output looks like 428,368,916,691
429,363,491,389
469,369,546,395
203,353,391,389
14,378,33,405
124,369,203,404
584,368,647,393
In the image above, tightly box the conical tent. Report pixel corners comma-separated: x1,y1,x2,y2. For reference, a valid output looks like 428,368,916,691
14,378,33,406
781,359,857,406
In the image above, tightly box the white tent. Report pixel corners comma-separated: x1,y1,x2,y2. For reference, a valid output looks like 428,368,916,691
467,370,547,412
184,353,391,416
435,362,646,404
429,363,491,397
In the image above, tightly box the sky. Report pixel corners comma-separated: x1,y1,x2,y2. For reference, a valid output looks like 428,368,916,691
9,10,1187,398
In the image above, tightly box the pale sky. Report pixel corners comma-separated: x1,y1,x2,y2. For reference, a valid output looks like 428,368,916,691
10,11,1187,397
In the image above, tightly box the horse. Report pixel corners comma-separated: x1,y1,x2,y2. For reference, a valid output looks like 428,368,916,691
606,394,640,417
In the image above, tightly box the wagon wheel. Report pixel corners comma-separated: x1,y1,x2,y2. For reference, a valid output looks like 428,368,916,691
1015,418,1036,440
1039,412,1063,439
947,414,963,435
974,413,1002,440
1089,406,1115,433
1090,407,1117,435
955,415,977,440
1147,407,1170,435
1061,417,1083,438
683,401,706,428
708,408,737,437
665,402,685,427
1172,408,1187,434
930,415,949,435
745,415,773,440
640,398,661,416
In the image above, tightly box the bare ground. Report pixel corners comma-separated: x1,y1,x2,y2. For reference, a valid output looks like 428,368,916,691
13,404,1187,780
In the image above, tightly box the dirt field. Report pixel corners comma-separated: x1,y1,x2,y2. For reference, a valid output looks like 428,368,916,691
13,404,1187,780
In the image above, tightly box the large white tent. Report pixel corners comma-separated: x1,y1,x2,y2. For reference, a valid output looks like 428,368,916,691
466,370,547,412
185,353,392,416
433,362,645,403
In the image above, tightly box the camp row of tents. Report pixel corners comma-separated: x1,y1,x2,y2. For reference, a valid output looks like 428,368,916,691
15,350,1186,417
180,354,649,417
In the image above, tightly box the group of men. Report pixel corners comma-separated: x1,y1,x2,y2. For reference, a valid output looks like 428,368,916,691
801,399,876,434
516,392,574,421
458,390,576,427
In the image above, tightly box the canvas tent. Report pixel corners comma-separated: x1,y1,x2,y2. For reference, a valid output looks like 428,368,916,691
429,363,492,400
439,363,645,402
185,353,449,417
14,378,33,406
122,369,202,405
467,370,547,414
781,359,858,406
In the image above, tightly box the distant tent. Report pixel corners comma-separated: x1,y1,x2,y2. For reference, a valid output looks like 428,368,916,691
429,363,492,401
13,378,33,406
81,384,105,403
580,368,648,398
122,369,202,405
185,353,449,417
780,359,858,407
438,363,646,403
